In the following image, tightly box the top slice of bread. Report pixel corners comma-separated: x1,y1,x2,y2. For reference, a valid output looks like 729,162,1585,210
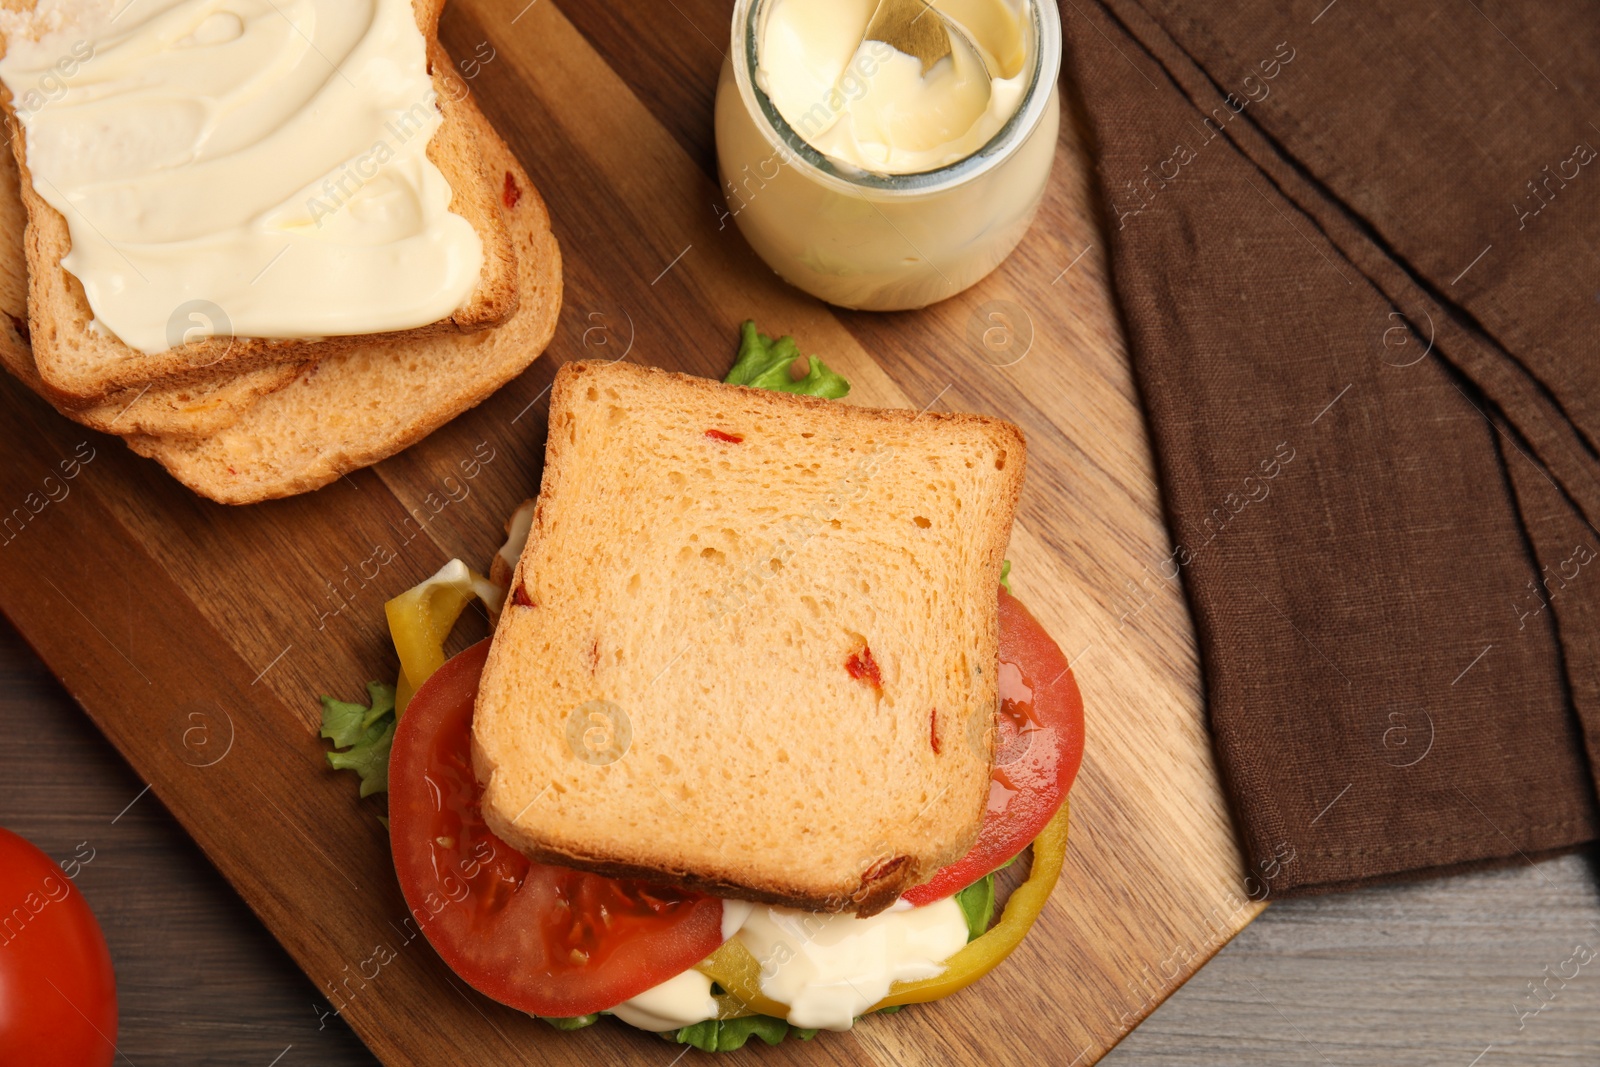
472,361,1026,915
2,0,519,403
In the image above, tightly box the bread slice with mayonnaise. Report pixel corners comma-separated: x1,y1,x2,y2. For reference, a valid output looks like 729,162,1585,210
0,0,520,405
471,360,1026,916
122,104,560,503
0,129,306,438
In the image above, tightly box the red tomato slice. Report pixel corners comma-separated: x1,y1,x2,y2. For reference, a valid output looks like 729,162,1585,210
904,590,1085,905
0,828,117,1067
388,639,726,1018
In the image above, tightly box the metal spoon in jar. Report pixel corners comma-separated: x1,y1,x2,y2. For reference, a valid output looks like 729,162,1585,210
864,0,990,77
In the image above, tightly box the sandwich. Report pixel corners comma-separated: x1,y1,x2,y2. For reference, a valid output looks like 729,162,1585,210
322,327,1085,1051
0,0,561,502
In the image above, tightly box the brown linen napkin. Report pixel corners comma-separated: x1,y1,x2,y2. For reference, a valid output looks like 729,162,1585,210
1059,0,1600,894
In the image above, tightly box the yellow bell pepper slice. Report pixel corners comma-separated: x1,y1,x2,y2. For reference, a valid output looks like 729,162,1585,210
875,800,1069,1008
695,801,1070,1019
695,940,789,1020
385,559,500,713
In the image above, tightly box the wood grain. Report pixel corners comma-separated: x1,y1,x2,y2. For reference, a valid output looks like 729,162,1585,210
0,615,375,1065
0,1,1260,1064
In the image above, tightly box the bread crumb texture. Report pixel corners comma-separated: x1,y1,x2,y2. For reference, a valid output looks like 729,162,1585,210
473,360,1026,914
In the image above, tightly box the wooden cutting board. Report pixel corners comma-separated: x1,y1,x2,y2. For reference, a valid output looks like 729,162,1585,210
0,1,1261,1063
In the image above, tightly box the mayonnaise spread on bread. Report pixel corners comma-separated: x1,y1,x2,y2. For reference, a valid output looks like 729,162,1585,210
0,0,483,354
617,896,969,1033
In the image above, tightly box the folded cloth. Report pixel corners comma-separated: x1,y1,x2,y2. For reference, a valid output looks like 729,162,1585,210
1060,0,1600,894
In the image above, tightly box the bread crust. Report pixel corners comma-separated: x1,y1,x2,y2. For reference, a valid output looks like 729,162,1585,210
0,333,305,438
504,836,916,918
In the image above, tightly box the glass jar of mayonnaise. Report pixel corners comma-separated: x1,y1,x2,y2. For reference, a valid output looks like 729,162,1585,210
714,0,1060,311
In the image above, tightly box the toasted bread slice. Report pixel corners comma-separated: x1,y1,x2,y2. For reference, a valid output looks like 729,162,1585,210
1,0,518,404
0,100,302,437
472,360,1025,915
124,107,561,503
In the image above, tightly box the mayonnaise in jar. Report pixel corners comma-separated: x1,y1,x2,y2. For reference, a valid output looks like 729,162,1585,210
714,0,1060,310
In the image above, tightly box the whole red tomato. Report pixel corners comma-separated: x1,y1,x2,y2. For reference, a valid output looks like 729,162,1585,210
0,827,117,1067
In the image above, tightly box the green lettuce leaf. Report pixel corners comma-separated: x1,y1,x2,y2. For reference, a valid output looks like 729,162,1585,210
999,559,1013,594
539,1014,601,1031
319,681,396,748
672,1015,816,1052
952,850,1020,942
725,320,850,399
954,873,997,942
325,719,395,798
320,682,397,797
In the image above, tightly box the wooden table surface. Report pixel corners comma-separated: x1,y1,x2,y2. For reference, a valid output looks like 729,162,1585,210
6,613,1599,1065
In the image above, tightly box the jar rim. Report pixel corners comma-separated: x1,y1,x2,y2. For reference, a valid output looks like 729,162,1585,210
728,0,1061,196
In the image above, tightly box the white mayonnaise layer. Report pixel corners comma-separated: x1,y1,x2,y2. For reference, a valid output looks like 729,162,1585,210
757,0,1027,175
613,895,969,1033
0,0,482,354
609,967,721,1033
494,499,537,579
